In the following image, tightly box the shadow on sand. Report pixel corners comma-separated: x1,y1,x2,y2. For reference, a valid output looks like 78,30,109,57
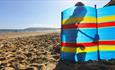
54,59,115,70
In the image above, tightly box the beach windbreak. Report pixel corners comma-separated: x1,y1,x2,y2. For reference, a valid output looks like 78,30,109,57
61,6,115,62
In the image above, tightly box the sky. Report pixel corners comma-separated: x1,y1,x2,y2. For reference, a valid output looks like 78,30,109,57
0,0,110,29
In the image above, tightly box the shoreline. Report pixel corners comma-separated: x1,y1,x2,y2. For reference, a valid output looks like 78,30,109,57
0,30,60,40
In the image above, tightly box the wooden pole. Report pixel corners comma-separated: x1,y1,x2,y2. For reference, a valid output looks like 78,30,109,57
95,5,100,61
61,12,63,43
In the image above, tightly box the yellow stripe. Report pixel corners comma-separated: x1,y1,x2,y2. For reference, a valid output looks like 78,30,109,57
61,45,115,53
62,16,115,25
62,17,96,25
99,45,115,51
61,46,97,53
98,16,115,23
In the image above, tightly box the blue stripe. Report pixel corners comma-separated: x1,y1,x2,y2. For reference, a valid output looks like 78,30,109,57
62,27,115,42
61,28,97,43
98,6,115,17
100,51,115,60
62,6,96,20
61,52,98,62
62,6,115,19
99,27,115,40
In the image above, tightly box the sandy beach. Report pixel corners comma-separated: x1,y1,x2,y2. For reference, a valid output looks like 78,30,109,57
0,31,115,70
0,31,60,70
0,30,60,40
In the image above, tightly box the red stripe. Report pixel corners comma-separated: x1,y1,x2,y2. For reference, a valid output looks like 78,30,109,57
61,41,115,47
61,42,96,47
99,41,115,45
98,22,115,28
62,23,96,29
62,22,115,29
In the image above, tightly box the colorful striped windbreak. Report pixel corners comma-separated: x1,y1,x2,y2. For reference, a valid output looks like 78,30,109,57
61,6,115,62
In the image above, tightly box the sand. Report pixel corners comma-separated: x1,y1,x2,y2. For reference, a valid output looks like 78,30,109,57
0,31,115,70
0,30,60,40
0,31,60,70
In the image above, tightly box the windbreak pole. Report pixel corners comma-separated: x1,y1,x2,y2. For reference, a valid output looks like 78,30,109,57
95,5,100,61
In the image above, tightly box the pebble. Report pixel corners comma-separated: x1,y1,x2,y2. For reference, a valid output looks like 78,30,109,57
4,67,15,70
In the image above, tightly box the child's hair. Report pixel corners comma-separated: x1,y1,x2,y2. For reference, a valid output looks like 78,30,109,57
75,2,84,6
